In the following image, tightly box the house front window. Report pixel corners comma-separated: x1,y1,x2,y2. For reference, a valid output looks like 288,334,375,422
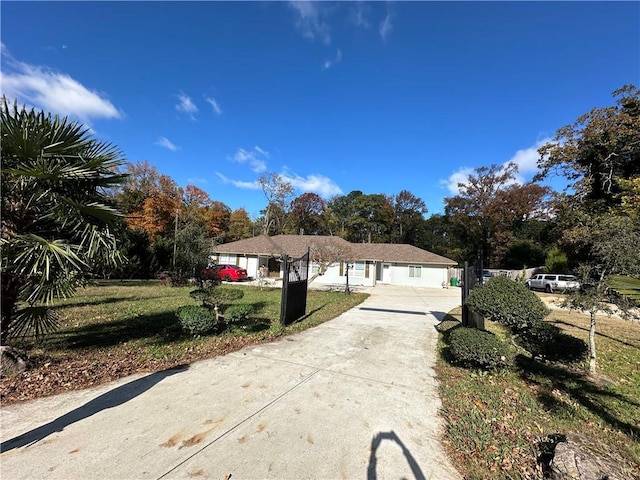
352,261,365,277
409,265,422,278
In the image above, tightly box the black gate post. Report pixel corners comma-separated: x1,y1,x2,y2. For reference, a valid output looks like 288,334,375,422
279,253,289,327
280,249,310,327
462,259,485,330
462,261,469,327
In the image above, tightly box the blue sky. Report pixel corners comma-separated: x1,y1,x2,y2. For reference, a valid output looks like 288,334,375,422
2,1,638,218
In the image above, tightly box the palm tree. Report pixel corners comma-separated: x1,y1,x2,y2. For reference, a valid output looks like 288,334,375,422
1,98,126,343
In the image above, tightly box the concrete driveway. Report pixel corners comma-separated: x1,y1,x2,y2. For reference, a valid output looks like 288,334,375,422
1,285,462,480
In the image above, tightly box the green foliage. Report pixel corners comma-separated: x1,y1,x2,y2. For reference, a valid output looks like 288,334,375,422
174,222,210,280
503,239,545,270
537,85,640,210
176,305,217,336
516,322,588,363
545,246,569,273
206,287,244,312
189,289,210,306
182,285,247,334
447,327,514,370
1,99,126,343
188,286,244,312
224,304,255,322
607,275,640,303
465,276,549,331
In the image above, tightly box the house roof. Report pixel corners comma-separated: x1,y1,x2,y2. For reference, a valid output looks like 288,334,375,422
213,235,457,266
352,242,457,265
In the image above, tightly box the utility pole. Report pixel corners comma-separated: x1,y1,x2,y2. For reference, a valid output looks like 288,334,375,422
172,207,178,271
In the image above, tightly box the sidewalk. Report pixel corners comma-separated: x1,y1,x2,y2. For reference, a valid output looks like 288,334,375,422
1,285,462,479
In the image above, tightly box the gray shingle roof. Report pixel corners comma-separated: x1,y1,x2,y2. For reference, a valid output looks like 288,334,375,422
214,235,457,266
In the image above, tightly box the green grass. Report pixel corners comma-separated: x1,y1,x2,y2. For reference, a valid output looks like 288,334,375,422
608,274,640,301
2,280,367,403
436,307,640,479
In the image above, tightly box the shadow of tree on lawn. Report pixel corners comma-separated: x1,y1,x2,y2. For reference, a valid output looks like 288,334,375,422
516,356,640,441
44,310,182,350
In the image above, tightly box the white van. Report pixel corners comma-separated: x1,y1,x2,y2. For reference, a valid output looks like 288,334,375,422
526,274,580,293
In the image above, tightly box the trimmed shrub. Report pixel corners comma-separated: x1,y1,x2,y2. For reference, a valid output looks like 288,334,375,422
447,327,514,370
466,275,549,331
206,287,244,312
224,304,254,322
517,322,588,363
188,286,244,311
189,289,210,306
176,305,217,336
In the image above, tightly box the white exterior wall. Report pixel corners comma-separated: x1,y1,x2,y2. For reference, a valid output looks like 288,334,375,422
307,262,375,288
384,263,449,288
211,253,451,288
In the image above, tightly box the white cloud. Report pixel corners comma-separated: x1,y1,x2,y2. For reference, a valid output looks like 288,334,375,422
186,177,207,185
441,138,553,195
350,2,371,28
440,167,476,196
230,146,269,173
216,172,261,190
216,169,341,198
175,91,198,119
206,96,222,115
322,48,343,70
288,1,331,44
0,47,121,123
155,136,178,151
504,137,552,182
379,14,393,42
282,172,343,198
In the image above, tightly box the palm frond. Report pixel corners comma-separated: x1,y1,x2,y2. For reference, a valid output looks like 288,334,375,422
13,234,86,279
10,306,60,340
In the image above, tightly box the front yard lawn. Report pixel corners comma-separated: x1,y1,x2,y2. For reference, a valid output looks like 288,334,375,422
1,280,367,404
436,306,640,479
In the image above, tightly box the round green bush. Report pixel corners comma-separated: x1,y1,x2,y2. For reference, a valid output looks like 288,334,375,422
465,275,549,331
176,305,217,336
447,326,514,371
208,287,244,310
516,322,588,363
224,304,254,322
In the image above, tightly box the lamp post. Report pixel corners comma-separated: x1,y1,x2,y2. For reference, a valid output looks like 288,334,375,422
345,262,351,294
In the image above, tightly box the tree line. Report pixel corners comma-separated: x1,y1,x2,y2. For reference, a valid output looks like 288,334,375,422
2,85,638,346
109,161,555,278
103,85,639,281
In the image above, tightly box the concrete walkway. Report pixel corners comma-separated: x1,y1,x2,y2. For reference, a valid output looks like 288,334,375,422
1,285,462,480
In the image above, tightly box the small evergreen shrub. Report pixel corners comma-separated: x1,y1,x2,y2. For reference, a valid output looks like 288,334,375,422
176,305,217,336
517,322,588,363
207,287,245,311
465,275,549,332
189,289,209,306
188,286,244,311
224,304,254,322
447,327,514,370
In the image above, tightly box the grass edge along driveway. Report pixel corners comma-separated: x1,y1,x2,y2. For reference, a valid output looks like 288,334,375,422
435,305,640,479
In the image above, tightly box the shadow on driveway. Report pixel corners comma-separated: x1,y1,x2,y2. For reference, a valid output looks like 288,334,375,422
367,430,426,480
1,364,188,453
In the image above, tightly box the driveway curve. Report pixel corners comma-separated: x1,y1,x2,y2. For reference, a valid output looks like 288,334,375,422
1,285,462,480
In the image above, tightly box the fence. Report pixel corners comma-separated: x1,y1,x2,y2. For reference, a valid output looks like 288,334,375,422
280,249,310,326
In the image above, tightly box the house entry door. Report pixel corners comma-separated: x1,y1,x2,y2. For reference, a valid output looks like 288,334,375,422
382,263,391,283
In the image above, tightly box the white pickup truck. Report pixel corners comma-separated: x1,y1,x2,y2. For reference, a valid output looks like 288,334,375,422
526,274,580,293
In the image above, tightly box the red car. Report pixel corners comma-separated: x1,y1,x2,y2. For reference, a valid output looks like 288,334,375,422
212,264,248,282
